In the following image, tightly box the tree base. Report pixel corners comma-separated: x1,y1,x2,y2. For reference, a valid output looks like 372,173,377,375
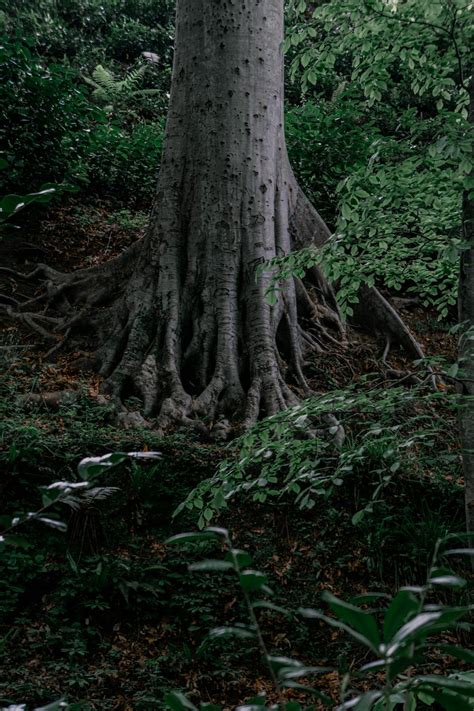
0,229,426,440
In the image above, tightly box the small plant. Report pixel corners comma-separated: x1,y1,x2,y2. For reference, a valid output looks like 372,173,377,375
166,528,474,710
107,208,148,231
0,450,161,710
0,451,160,551
176,385,456,528
0,161,77,236
83,63,160,115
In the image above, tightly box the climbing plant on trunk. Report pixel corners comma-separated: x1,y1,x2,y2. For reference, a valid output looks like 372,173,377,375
1,0,423,433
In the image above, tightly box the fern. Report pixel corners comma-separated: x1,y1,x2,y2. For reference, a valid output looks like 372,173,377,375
62,486,120,511
83,63,159,111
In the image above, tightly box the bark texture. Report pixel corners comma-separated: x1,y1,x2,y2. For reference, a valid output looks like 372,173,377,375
78,0,344,428
1,0,425,434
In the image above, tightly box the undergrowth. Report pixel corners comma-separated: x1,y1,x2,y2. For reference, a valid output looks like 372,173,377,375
0,353,468,708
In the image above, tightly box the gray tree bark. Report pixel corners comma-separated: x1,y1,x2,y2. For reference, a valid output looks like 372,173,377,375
94,0,344,429
1,0,425,434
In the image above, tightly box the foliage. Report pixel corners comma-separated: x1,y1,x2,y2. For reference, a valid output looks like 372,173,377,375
285,97,379,228
283,0,473,318
0,451,161,711
0,2,473,708
0,181,77,236
78,119,164,204
0,0,170,204
0,36,101,193
167,527,474,710
83,63,161,116
1,0,174,73
177,384,459,528
0,451,160,552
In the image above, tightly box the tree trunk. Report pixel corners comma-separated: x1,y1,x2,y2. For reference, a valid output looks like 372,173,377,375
2,0,425,434
459,68,474,536
92,0,345,429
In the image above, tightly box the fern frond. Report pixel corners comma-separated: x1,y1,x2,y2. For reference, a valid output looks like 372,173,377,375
117,65,146,94
92,64,117,92
62,486,120,510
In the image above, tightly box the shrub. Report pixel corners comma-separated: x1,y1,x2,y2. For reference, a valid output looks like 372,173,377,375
0,36,102,192
285,97,377,228
80,119,164,205
166,528,474,710
177,384,459,529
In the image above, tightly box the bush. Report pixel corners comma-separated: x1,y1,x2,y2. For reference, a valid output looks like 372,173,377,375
80,119,164,205
2,0,175,73
285,97,377,228
106,16,169,64
0,36,102,192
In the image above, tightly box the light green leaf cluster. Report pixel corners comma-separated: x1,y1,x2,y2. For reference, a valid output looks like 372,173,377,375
283,0,473,319
176,385,458,529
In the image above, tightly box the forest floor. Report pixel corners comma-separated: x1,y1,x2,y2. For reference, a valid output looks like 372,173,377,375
0,200,470,710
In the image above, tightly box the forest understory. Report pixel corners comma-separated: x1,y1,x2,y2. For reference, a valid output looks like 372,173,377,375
1,0,473,707
0,200,469,710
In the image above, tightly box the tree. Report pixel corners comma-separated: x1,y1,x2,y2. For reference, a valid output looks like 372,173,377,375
2,0,422,433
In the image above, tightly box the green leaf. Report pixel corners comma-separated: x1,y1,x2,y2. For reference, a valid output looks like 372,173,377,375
280,665,333,681
384,590,419,643
77,452,128,478
352,509,366,525
38,517,67,532
322,591,381,649
444,548,474,557
1,194,28,217
435,645,474,664
252,600,289,615
299,607,378,652
226,549,253,568
166,532,219,545
188,560,234,572
284,703,302,711
205,526,229,537
416,676,474,696
339,691,383,709
207,625,256,641
420,689,472,711
268,656,303,672
428,575,466,588
386,611,442,654
239,570,268,592
341,203,352,220
165,692,198,711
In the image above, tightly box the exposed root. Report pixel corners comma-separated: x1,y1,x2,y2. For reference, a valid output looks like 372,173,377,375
0,168,428,441
382,335,392,365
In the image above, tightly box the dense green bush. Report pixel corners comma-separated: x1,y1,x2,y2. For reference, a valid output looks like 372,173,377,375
2,0,174,71
179,383,460,529
75,119,164,205
0,36,100,193
0,35,165,204
286,96,377,228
